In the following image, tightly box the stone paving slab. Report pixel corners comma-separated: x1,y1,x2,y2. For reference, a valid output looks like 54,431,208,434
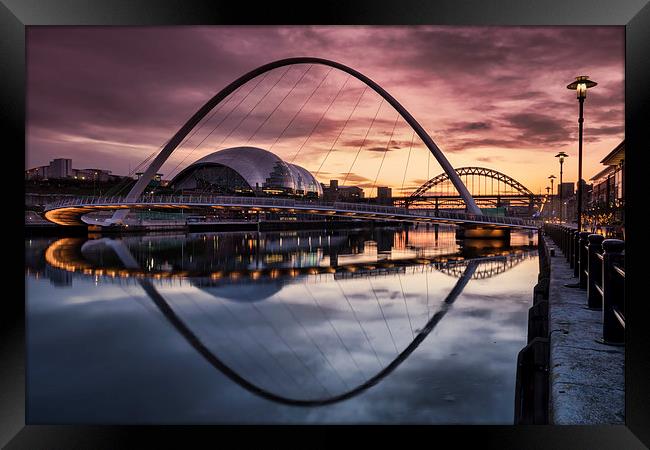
544,236,624,425
550,382,625,424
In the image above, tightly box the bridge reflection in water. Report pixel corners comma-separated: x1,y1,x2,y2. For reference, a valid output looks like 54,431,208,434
26,225,539,423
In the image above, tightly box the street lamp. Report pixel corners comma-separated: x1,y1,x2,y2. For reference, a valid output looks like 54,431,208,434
548,175,556,220
555,151,569,223
567,75,597,231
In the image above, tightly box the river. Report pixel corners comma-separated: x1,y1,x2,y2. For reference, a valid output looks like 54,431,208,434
25,225,538,424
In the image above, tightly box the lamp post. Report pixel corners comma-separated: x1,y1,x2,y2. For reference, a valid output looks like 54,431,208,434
555,151,568,223
567,76,597,231
548,174,556,220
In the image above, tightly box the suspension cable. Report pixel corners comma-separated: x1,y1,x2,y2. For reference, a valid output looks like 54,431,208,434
104,144,166,197
275,293,352,391
268,66,334,153
216,66,293,150
368,278,399,356
246,65,314,144
168,69,288,195
249,300,333,397
314,84,369,181
397,273,415,338
369,112,400,199
161,85,242,183
336,98,385,202
400,131,416,197
179,292,283,391
425,264,430,321
335,279,384,372
214,293,309,395
109,81,245,198
163,72,271,183
288,73,352,166
303,282,367,382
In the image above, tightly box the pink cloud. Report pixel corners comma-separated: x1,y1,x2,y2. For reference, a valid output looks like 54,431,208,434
26,25,624,195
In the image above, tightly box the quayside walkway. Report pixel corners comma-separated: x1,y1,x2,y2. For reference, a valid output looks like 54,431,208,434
542,231,624,424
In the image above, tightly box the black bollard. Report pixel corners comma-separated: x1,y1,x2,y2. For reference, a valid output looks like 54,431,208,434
564,227,570,261
600,239,625,345
578,231,590,288
572,230,579,272
569,230,578,268
587,234,605,309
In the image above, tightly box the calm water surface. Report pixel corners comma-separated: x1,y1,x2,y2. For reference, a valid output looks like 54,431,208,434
26,225,538,424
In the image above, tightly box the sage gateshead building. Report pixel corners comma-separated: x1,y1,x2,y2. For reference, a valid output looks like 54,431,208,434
168,146,323,198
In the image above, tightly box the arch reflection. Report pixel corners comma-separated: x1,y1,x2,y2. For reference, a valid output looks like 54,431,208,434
27,229,537,406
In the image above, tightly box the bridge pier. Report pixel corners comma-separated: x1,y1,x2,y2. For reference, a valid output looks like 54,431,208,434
455,225,511,242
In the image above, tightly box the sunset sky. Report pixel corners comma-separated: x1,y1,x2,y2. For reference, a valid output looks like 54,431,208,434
26,26,624,197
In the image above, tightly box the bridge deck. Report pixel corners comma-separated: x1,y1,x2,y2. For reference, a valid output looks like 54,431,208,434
44,195,542,229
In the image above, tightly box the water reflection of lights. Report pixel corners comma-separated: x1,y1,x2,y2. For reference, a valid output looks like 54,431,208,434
38,236,537,287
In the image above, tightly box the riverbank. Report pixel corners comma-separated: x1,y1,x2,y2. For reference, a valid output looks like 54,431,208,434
543,235,624,424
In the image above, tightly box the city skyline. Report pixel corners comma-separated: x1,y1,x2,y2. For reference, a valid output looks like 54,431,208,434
26,26,624,196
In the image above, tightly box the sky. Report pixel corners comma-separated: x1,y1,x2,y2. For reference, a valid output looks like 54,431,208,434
26,26,624,197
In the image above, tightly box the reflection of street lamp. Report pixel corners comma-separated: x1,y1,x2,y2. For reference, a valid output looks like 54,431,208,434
567,75,597,231
555,151,568,223
548,175,556,220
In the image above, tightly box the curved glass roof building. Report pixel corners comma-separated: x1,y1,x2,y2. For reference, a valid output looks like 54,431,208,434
169,146,323,198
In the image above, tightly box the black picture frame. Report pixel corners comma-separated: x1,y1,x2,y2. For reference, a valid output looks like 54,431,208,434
3,0,649,447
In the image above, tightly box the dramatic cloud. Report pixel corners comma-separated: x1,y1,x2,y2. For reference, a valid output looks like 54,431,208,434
26,26,624,195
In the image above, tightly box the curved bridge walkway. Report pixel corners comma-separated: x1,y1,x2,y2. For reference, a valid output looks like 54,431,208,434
44,194,541,229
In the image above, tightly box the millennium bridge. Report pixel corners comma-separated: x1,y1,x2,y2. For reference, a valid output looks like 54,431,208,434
44,194,540,229
42,57,544,234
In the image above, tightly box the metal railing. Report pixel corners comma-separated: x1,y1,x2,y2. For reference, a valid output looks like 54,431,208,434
544,223,625,344
44,194,542,228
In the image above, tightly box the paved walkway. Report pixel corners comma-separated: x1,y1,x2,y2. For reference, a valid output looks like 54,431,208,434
544,236,624,424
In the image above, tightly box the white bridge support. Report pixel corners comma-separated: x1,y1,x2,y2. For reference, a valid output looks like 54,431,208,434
110,57,482,224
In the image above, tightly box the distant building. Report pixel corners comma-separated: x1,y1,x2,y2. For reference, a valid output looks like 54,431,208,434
557,182,574,198
338,186,364,201
577,179,592,206
73,168,113,182
588,140,624,232
135,172,164,182
376,186,393,205
167,147,323,198
26,158,72,180
26,158,119,182
589,140,624,208
25,165,49,180
49,158,73,179
555,182,575,221
322,179,364,202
